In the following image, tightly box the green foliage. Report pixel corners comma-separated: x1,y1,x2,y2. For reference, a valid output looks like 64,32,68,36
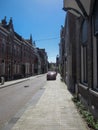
72,96,78,103
72,96,98,130
95,121,98,130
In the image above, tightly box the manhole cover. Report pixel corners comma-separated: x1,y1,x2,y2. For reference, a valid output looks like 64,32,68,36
24,85,29,88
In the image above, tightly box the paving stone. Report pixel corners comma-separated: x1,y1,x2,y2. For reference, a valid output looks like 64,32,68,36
11,74,89,130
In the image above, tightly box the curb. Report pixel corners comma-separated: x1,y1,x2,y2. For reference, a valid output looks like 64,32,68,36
0,79,30,89
0,74,46,89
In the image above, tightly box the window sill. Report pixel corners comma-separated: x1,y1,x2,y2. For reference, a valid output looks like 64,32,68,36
89,88,98,97
79,83,88,90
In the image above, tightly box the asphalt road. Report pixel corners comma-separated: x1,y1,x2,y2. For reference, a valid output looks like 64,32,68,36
0,74,46,129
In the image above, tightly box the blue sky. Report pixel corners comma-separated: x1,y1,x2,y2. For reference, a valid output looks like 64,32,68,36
0,0,65,62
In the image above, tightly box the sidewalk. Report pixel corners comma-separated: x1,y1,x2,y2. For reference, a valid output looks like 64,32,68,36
0,75,42,89
0,78,29,89
4,74,89,130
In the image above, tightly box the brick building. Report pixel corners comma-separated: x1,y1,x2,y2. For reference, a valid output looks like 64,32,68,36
37,48,48,74
59,0,98,119
0,17,48,81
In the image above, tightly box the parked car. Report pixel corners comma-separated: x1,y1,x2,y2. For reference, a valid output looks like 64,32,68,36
47,71,57,80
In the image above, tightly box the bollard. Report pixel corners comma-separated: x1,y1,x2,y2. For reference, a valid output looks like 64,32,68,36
1,77,5,85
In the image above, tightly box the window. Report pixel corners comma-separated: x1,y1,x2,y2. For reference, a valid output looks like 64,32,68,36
8,42,12,55
96,38,98,87
2,38,6,54
0,60,5,75
81,46,88,84
14,44,16,56
80,20,88,84
13,60,16,74
93,37,98,90
17,64,20,74
93,0,98,90
93,0,98,36
25,63,28,74
81,20,88,45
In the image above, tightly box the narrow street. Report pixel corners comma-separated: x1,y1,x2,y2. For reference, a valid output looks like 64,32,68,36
0,1,98,130
2,74,89,130
0,75,46,129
